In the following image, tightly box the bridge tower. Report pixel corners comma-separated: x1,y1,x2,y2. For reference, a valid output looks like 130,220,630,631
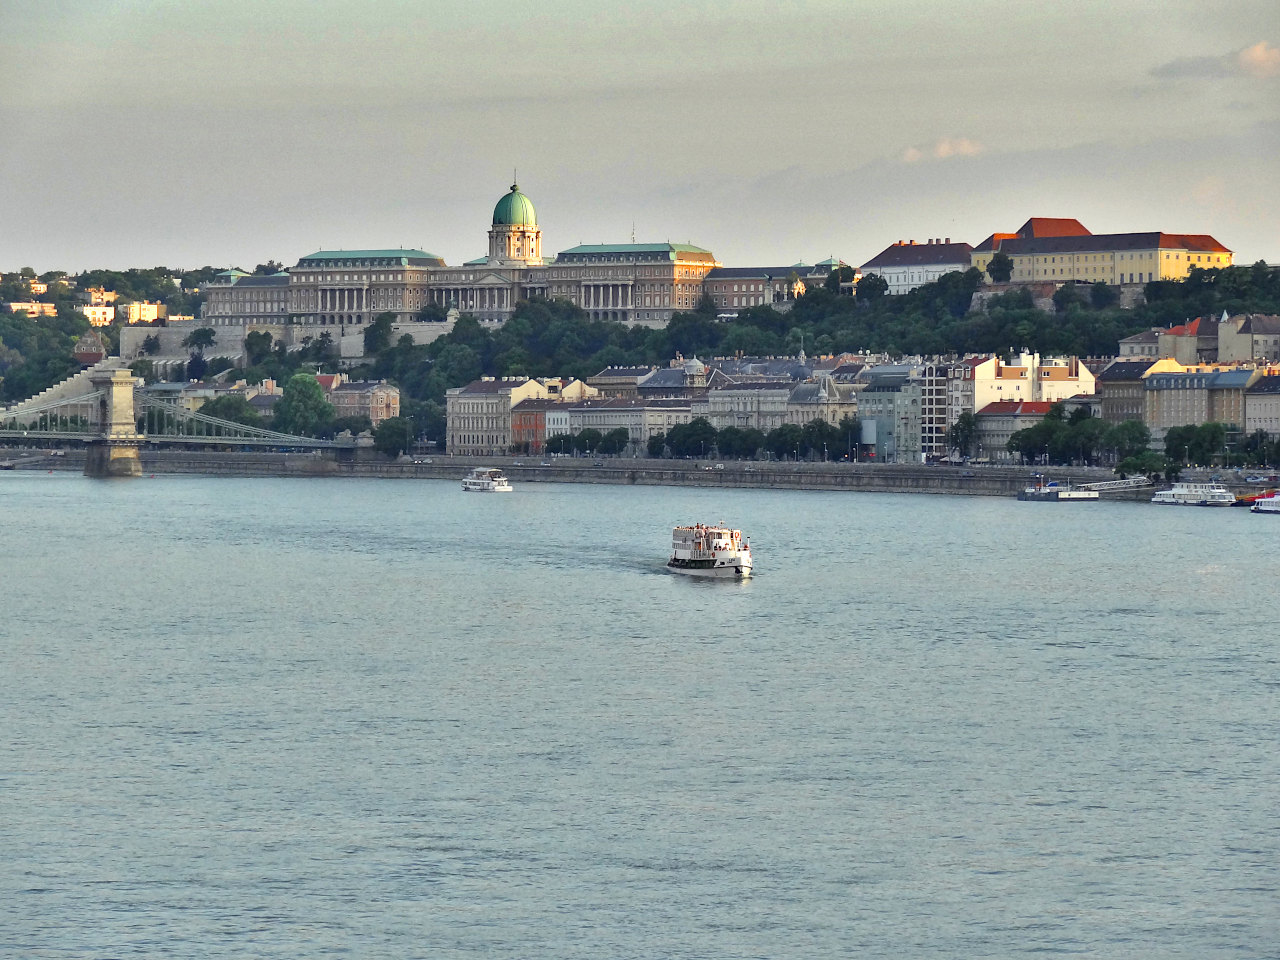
84,368,143,478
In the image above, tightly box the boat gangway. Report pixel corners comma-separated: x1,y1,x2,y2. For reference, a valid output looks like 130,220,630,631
1079,477,1154,492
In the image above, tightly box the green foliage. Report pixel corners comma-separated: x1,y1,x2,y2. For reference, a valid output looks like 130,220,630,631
856,273,888,302
1006,407,1112,466
182,327,216,353
597,427,631,455
1164,422,1228,466
198,394,262,427
1116,450,1175,480
665,417,717,458
364,313,395,355
765,423,804,460
946,411,978,458
646,432,666,457
1090,282,1119,308
986,251,1014,283
0,309,88,402
272,373,334,437
373,416,414,458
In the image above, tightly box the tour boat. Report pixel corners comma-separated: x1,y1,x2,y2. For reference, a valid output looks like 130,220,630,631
1150,481,1234,507
668,523,752,578
462,467,513,493
1250,491,1280,514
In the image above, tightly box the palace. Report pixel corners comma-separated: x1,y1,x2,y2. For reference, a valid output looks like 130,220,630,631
198,183,844,354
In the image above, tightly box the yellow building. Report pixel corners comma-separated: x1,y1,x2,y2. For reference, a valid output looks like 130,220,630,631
972,218,1232,285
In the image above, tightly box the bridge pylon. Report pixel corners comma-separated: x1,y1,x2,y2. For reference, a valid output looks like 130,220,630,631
84,368,143,478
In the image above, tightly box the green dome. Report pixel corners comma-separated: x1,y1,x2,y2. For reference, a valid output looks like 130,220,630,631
492,183,537,226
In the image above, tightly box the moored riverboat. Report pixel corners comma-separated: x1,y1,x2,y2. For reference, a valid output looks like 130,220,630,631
668,523,752,578
462,467,513,493
1150,481,1234,507
1017,477,1099,502
1250,491,1280,514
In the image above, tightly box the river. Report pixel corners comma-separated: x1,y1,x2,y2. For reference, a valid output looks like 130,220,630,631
2,472,1276,958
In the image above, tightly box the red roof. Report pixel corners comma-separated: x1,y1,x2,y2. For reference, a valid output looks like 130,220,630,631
1166,233,1232,254
315,374,341,390
976,401,1055,417
1165,318,1201,337
973,232,1019,253
1016,218,1092,239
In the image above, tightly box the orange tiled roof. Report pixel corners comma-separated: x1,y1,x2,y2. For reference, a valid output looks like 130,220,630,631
1016,218,1092,239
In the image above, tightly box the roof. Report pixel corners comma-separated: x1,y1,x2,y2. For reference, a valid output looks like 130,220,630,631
704,266,811,280
1247,375,1280,394
1119,329,1160,344
492,183,537,227
976,401,1055,417
588,366,658,379
457,377,532,394
556,242,716,262
1164,318,1202,337
232,274,290,287
972,232,1019,253
860,241,974,270
997,232,1232,256
295,249,445,266
1016,218,1092,239
1096,358,1158,381
1236,314,1280,335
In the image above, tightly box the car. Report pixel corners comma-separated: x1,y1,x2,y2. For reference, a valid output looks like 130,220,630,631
512,460,523,466
1246,475,1265,483
960,470,975,478
713,463,725,470
593,460,604,467
412,457,433,464
540,461,552,467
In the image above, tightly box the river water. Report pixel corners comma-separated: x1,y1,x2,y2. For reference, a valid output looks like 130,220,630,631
2,473,1277,959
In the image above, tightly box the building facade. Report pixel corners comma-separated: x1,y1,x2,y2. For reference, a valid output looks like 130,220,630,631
860,239,974,295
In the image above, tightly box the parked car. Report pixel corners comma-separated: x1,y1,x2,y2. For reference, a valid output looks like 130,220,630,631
540,461,552,467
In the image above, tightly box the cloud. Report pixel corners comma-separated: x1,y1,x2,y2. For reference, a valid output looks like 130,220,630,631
1151,40,1280,80
901,137,981,163
1237,41,1280,79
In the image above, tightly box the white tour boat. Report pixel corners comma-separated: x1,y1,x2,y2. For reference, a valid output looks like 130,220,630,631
668,523,752,579
462,467,513,493
1250,492,1280,514
1150,481,1234,507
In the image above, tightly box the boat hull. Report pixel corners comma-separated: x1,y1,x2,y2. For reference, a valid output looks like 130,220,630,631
667,559,752,579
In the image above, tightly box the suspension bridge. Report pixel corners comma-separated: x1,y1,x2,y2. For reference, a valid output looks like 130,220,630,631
0,358,353,477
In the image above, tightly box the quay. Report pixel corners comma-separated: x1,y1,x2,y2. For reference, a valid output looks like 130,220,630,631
8,448,1184,498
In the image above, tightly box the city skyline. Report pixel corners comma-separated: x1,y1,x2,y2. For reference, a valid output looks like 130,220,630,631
2,0,1277,273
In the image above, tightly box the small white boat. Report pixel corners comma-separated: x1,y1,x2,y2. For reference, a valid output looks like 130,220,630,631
668,523,752,578
1250,492,1280,514
1151,481,1234,507
462,467,513,493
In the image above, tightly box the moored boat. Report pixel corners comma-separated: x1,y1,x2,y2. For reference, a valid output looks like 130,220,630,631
1017,477,1099,502
668,523,752,578
1151,481,1234,507
462,466,513,492
1250,491,1280,514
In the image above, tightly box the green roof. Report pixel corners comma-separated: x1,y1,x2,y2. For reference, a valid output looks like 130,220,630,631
492,183,537,226
557,242,714,260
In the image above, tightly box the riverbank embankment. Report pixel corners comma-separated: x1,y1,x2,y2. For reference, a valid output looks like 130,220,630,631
6,447,1178,498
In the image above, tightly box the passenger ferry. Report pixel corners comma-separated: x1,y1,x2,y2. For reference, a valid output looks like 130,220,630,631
1150,481,1234,507
462,467,513,493
1017,477,1099,502
668,523,752,579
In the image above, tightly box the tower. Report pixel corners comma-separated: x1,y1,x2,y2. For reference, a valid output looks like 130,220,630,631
487,183,542,265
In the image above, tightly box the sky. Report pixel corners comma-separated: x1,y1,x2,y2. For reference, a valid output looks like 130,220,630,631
2,0,1277,274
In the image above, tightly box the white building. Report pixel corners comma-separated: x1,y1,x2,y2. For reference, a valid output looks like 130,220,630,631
860,239,974,295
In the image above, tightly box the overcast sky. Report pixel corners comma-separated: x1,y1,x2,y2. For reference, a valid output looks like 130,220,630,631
2,0,1277,274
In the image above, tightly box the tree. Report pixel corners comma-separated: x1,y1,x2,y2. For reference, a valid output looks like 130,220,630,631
597,427,631,456
1105,420,1150,461
373,416,414,458
646,432,666,458
800,418,841,460
244,330,273,365
856,273,888,302
1090,282,1119,308
253,260,284,276
986,251,1013,283
572,428,603,454
824,265,857,294
665,417,718,458
199,394,262,427
546,433,574,455
364,312,395,355
182,327,216,354
1052,283,1083,312
272,373,334,437
1117,450,1174,480
946,412,978,459
186,352,208,380
129,358,157,383
765,423,804,460
141,334,161,355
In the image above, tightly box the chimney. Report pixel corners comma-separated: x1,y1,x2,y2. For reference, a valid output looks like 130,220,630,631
945,237,950,244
